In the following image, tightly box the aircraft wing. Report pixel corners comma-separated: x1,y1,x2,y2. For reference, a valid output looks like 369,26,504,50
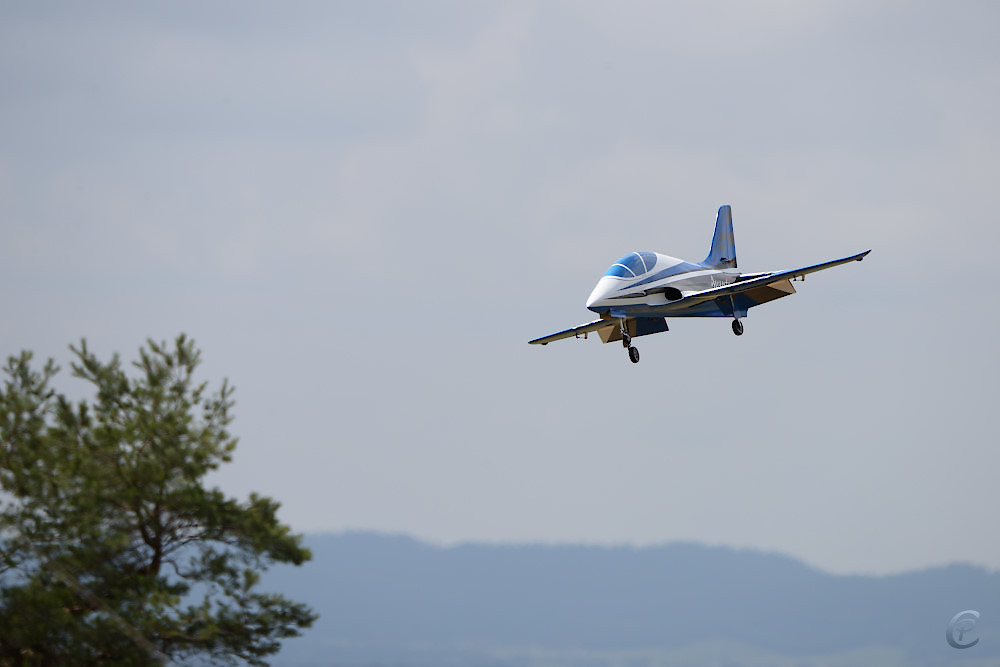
665,249,871,308
529,318,616,345
530,250,869,344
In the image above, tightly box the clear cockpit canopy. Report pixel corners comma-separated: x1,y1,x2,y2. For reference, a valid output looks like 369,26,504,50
603,251,657,278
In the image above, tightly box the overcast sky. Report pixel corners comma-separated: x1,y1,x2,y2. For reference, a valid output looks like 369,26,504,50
2,1,998,576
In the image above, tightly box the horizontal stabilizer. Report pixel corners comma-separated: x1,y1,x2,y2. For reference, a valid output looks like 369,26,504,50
598,317,668,343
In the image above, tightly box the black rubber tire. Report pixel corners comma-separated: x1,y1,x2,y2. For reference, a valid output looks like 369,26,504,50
628,346,640,363
732,319,744,336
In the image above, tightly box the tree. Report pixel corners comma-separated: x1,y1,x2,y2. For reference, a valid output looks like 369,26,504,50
0,335,317,666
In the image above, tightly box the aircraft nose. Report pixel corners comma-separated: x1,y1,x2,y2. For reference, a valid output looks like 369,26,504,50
586,279,615,310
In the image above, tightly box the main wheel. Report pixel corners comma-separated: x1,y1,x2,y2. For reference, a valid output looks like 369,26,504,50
621,333,632,348
628,346,640,363
732,319,744,336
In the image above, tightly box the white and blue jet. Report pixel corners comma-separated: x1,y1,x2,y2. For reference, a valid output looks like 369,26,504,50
529,205,870,363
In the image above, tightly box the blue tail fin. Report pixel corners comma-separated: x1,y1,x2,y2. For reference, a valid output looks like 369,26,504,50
702,204,737,269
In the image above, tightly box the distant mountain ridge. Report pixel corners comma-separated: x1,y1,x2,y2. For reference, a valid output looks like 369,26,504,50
268,532,1000,667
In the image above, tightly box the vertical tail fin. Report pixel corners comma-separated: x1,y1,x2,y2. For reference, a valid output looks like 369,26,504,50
702,204,737,269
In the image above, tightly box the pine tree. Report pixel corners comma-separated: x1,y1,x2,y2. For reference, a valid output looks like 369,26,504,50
0,335,316,666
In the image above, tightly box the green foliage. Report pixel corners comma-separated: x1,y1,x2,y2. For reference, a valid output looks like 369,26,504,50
0,335,316,666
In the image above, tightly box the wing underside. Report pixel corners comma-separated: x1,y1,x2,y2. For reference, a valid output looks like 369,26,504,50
528,316,668,345
528,319,616,345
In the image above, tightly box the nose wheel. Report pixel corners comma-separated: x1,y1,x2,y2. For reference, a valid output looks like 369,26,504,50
619,319,640,364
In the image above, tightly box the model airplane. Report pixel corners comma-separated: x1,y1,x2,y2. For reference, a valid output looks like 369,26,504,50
529,205,869,363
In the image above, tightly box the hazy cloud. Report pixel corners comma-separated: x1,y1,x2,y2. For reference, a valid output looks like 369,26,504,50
1,0,998,575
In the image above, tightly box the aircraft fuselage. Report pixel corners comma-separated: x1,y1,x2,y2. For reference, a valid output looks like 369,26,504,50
586,253,763,319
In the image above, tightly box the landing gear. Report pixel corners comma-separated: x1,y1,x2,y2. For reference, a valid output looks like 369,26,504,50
620,319,640,364
728,294,744,336
628,346,640,364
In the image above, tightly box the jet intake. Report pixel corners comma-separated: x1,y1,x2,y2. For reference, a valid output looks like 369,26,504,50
662,287,683,301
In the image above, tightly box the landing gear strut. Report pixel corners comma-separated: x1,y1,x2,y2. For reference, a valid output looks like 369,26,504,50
620,319,640,364
729,294,744,336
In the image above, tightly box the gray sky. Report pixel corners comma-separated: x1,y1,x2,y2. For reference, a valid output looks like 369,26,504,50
2,1,998,576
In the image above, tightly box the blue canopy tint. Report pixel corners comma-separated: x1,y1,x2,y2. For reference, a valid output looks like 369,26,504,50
604,251,657,278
